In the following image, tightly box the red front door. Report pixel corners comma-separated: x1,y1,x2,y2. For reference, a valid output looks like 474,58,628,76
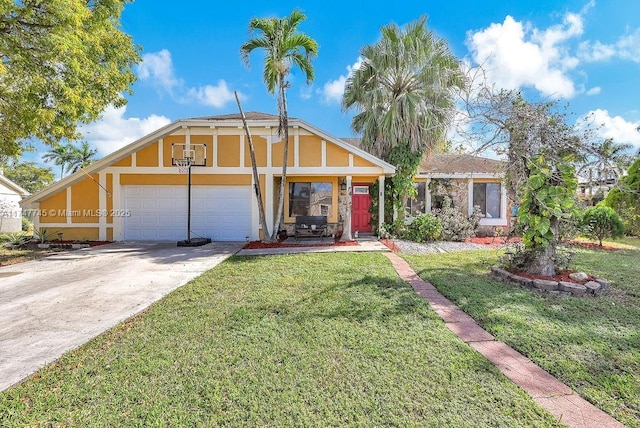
351,184,372,233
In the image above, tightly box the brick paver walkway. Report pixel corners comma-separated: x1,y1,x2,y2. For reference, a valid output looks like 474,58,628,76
384,252,625,428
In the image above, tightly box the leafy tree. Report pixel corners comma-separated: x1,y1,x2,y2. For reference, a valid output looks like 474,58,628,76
240,10,318,241
2,161,55,194
580,206,625,246
343,16,466,218
604,157,640,235
0,0,140,157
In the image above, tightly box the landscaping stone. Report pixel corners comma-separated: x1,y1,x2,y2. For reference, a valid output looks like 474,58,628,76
594,278,610,291
513,276,534,288
584,280,603,295
569,271,589,282
558,281,587,296
533,278,559,291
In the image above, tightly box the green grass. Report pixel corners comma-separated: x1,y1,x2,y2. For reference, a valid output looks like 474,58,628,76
0,246,62,267
403,241,640,427
0,253,559,427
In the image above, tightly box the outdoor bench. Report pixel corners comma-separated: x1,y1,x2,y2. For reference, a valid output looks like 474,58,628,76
294,215,328,241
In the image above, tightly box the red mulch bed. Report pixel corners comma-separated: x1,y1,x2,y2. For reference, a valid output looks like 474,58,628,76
243,239,358,249
506,269,597,285
465,236,522,246
380,239,402,252
567,241,620,251
26,241,112,249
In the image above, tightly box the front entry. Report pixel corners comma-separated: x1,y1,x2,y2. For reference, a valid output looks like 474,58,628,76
351,184,372,233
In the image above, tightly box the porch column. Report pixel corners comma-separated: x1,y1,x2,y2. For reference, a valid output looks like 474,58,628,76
378,175,385,233
341,175,353,241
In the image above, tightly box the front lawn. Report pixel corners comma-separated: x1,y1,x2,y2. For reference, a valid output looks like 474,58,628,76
0,253,559,426
403,239,640,427
0,246,64,267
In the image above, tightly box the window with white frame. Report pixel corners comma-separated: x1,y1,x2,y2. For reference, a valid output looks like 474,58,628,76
472,182,501,218
289,182,333,217
405,182,426,216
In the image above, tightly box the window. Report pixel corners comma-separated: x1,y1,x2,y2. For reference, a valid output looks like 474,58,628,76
405,182,426,216
473,182,501,218
289,182,333,217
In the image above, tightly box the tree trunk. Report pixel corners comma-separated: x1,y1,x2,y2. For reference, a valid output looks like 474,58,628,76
235,91,272,242
525,218,559,277
271,81,289,241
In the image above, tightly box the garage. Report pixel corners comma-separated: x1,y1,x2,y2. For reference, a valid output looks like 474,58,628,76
123,185,252,241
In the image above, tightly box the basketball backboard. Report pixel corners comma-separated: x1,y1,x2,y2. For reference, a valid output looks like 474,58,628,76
171,143,207,166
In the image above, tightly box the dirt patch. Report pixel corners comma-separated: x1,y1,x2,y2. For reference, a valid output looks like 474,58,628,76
244,239,358,249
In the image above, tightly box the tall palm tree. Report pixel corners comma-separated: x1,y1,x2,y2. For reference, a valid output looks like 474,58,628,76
579,138,633,200
343,15,466,213
240,9,318,241
68,141,97,174
43,144,76,179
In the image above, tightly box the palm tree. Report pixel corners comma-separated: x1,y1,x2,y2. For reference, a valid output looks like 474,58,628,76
68,141,97,174
240,9,318,241
343,16,466,213
43,144,76,179
579,138,633,201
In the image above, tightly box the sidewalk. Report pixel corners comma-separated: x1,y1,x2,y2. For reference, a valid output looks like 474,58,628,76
383,252,624,428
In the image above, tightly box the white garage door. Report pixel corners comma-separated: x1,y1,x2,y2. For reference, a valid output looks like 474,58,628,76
123,185,252,241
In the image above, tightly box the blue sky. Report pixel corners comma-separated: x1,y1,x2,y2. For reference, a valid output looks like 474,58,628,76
27,0,640,164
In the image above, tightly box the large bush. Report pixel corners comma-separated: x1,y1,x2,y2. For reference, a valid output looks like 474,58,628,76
580,205,625,246
434,197,481,241
404,213,442,243
603,157,640,236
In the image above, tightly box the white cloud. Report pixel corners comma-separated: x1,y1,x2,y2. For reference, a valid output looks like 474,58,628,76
186,80,235,108
137,49,241,108
137,49,182,93
585,86,601,96
320,58,364,104
579,28,640,63
466,12,585,98
579,109,640,149
80,106,171,156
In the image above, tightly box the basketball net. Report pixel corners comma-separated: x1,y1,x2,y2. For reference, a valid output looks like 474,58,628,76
175,158,192,174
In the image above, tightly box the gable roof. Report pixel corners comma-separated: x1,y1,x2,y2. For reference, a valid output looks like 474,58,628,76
0,173,29,196
22,113,395,205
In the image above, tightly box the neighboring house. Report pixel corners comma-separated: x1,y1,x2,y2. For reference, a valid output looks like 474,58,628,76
21,113,395,242
0,173,29,233
411,154,509,233
576,170,624,204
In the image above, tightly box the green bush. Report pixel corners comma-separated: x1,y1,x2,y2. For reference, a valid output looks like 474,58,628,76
1,231,31,248
580,205,625,246
21,216,32,232
404,213,442,243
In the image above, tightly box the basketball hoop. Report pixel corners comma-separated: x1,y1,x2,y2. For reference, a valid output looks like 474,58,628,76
175,158,192,174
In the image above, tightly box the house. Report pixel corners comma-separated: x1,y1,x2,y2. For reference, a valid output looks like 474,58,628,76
0,172,29,233
411,154,509,233
20,113,395,242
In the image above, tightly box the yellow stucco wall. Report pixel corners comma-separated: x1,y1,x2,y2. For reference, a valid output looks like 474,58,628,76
218,135,241,167
106,173,113,224
113,156,132,167
353,155,375,167
326,144,350,167
272,137,295,167
244,135,267,167
106,227,113,241
39,190,67,223
70,175,101,223
136,141,159,167
299,135,322,167
57,227,99,241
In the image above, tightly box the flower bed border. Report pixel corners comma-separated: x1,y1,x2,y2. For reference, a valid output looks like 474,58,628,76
490,266,610,297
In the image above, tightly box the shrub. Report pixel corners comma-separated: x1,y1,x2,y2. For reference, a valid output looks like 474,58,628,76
1,231,31,248
21,216,32,232
580,205,625,246
377,218,407,239
404,213,442,243
434,197,481,241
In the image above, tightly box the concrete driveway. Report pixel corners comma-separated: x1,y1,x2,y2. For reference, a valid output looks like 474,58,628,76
0,241,243,391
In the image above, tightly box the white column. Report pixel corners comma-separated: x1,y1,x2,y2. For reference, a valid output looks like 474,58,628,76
98,172,107,241
378,175,385,233
425,178,432,212
341,175,353,241
265,173,274,239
